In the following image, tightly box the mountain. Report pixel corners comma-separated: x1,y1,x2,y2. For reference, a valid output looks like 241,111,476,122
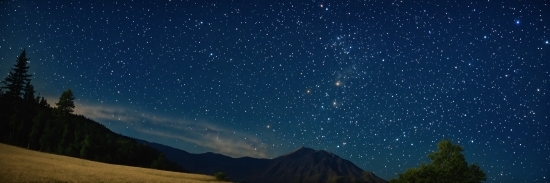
138,140,387,183
138,140,269,181
245,147,387,183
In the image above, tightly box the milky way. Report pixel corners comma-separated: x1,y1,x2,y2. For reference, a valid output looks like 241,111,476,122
1,1,548,182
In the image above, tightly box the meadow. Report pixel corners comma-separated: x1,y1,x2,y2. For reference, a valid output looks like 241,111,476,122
0,143,226,182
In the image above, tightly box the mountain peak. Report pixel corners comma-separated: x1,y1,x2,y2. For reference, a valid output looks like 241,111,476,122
283,147,315,157
248,146,387,183
281,147,339,160
296,146,315,152
142,141,388,183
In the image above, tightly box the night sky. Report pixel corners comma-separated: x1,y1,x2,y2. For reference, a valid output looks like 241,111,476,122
1,0,549,182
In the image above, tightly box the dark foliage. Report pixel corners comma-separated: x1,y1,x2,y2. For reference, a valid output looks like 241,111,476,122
0,50,184,173
55,89,75,114
214,172,229,181
0,94,184,172
0,95,184,172
1,49,32,98
22,82,36,102
389,139,486,183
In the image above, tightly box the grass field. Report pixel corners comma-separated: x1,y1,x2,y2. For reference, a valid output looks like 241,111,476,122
0,143,227,182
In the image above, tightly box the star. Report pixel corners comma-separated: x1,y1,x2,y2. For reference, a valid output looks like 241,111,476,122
2,1,546,182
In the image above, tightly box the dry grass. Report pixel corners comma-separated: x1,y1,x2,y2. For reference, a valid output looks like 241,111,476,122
0,143,227,183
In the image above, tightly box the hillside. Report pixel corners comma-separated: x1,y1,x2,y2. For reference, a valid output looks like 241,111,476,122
0,95,183,172
0,143,225,183
140,140,388,183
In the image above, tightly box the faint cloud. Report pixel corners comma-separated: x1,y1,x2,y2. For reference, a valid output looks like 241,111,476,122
73,102,270,158
73,103,138,124
140,128,268,158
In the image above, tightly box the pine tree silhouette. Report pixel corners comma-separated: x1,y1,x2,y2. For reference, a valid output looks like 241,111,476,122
1,50,32,98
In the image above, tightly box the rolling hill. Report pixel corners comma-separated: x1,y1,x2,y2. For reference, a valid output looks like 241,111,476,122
0,143,225,183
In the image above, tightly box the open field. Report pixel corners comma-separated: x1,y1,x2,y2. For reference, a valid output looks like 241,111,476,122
0,143,226,182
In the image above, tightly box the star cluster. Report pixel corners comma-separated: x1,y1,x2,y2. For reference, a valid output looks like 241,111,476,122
1,0,548,182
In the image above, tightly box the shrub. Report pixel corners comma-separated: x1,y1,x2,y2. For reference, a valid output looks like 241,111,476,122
214,172,228,181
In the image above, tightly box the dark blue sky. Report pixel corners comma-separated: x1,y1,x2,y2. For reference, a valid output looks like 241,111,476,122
1,0,549,182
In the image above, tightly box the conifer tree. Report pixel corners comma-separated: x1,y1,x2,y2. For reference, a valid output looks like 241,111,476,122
9,113,18,143
56,89,75,114
39,97,49,107
53,89,75,154
23,82,36,102
28,111,46,149
1,49,32,98
80,134,91,159
39,119,54,152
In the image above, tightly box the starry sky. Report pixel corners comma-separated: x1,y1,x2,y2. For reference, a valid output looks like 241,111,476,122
1,0,549,182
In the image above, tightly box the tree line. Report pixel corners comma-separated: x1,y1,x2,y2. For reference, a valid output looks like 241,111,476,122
0,50,183,172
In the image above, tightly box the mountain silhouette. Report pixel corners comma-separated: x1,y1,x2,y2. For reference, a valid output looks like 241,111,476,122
138,140,387,183
245,147,386,183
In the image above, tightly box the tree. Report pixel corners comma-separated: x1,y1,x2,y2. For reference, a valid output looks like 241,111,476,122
39,96,49,107
38,118,54,152
390,139,486,183
56,89,75,114
150,153,171,171
8,113,18,143
1,49,32,98
23,82,36,102
80,134,92,159
58,122,75,155
214,172,229,181
28,111,46,149
52,89,75,154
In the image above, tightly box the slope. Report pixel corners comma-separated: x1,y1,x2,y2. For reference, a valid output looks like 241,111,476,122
0,143,224,183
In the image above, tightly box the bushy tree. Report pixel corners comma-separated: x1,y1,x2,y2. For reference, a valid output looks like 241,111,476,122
151,153,171,170
1,49,32,98
214,172,229,181
390,139,486,183
56,89,75,114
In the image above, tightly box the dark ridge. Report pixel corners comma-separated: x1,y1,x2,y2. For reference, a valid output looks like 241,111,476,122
139,140,388,183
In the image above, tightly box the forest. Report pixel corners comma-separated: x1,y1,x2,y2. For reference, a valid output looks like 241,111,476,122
0,50,184,172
